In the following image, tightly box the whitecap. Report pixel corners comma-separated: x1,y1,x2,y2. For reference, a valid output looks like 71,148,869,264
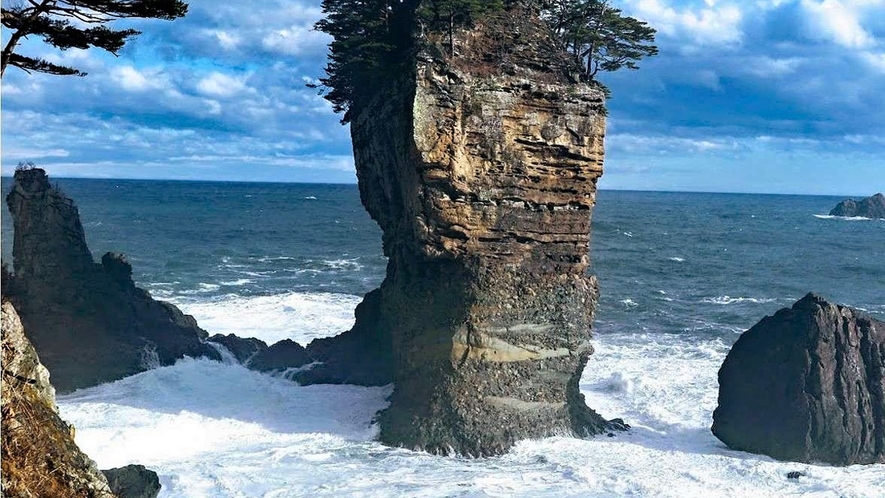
219,279,252,286
669,257,685,262
813,214,881,221
304,196,318,200
701,295,776,305
620,299,639,308
175,292,363,345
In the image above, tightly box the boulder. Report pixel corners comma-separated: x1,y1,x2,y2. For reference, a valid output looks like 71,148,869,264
4,167,220,393
208,333,268,364
248,339,312,373
829,193,885,219
712,293,885,465
101,465,161,498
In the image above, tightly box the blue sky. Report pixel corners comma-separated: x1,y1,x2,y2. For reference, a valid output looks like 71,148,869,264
2,0,884,195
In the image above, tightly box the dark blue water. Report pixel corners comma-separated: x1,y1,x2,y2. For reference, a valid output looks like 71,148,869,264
2,178,882,343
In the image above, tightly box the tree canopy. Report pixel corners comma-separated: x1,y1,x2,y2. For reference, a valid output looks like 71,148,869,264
1,0,188,78
313,0,657,122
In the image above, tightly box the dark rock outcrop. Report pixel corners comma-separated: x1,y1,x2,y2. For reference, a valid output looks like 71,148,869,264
101,465,161,498
712,293,885,465
248,339,312,373
1,300,116,497
208,333,268,364
293,288,394,386
300,8,618,455
5,168,220,393
829,193,885,219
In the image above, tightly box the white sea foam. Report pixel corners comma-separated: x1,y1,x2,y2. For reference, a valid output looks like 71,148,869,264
174,292,362,345
669,257,685,262
620,299,639,308
701,295,777,305
219,278,252,286
56,333,885,498
814,214,882,221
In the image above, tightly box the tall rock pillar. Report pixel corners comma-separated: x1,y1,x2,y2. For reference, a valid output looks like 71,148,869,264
349,12,616,455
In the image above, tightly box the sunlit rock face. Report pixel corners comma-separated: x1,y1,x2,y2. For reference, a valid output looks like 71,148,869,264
1,300,116,497
345,9,616,456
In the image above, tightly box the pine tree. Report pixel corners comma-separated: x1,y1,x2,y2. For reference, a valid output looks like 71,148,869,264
1,0,188,77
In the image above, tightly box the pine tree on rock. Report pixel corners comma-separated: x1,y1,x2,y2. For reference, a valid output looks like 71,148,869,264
1,0,188,77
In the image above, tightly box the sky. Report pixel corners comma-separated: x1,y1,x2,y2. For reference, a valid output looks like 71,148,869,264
1,0,884,195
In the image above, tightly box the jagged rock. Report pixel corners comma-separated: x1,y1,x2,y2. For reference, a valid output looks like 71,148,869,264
294,288,394,386
712,293,885,465
1,300,116,497
309,8,617,455
5,168,220,393
829,193,885,219
208,333,268,364
248,339,311,373
101,465,160,498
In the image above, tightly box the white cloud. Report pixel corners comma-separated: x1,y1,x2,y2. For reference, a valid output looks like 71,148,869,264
800,0,875,48
111,66,167,92
196,72,248,98
3,147,70,160
626,0,744,45
261,25,330,56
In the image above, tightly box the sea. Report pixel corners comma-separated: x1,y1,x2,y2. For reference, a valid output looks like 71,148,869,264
2,178,884,497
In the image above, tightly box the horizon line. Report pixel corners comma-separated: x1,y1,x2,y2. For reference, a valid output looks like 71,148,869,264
0,174,871,198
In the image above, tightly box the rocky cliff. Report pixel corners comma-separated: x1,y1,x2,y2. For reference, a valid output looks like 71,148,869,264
307,9,620,455
1,300,117,497
5,167,220,393
712,293,885,465
829,193,885,219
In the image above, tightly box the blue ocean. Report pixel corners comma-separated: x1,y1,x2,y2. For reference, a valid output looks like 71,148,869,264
2,178,883,497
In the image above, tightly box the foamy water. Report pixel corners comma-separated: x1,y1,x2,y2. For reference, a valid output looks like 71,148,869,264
57,296,885,498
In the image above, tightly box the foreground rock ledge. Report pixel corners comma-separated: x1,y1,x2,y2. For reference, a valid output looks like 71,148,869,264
5,168,219,393
712,293,885,465
1,300,116,497
314,10,621,455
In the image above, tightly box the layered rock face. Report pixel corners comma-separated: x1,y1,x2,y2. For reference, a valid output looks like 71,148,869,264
325,11,616,455
5,168,219,393
829,193,885,219
712,293,885,465
1,300,117,497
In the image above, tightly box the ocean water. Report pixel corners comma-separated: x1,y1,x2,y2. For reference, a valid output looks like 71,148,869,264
2,178,884,497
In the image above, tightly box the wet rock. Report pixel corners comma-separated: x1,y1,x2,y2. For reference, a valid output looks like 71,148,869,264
208,333,268,364
4,167,220,393
712,293,885,465
248,339,311,373
829,193,885,219
102,465,161,498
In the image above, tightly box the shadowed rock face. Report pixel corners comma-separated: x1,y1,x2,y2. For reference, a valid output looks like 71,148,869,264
712,293,885,465
309,10,618,455
1,300,116,497
102,465,161,498
5,168,219,393
829,193,885,219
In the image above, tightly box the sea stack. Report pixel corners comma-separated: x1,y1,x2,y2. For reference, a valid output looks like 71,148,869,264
829,193,885,219
4,167,220,393
712,293,885,465
311,8,616,455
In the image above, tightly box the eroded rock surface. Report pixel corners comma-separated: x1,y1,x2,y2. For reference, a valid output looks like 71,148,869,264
1,300,117,497
829,193,885,219
102,465,161,498
5,168,219,393
712,293,885,465
307,9,618,455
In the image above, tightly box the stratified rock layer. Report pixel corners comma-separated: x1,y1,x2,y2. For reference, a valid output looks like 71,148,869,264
712,293,885,465
316,10,616,455
829,193,885,219
5,168,219,393
1,300,116,497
